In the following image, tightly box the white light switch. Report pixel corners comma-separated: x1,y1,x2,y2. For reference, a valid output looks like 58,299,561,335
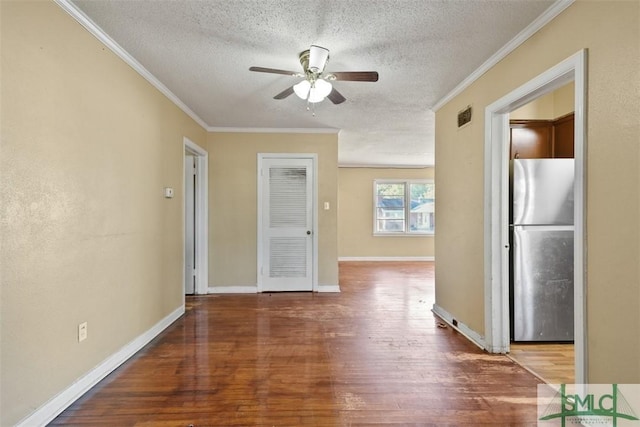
78,322,87,342
164,187,174,198
324,202,330,210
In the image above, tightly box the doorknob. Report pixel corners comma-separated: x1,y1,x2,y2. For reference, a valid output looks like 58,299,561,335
306,230,311,235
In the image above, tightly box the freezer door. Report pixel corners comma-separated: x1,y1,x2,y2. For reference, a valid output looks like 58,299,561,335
512,159,574,225
513,226,574,341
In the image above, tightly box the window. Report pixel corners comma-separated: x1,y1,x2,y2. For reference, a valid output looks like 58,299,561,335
374,180,435,235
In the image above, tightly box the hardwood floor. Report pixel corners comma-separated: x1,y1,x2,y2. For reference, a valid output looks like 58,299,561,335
51,261,544,426
509,343,574,385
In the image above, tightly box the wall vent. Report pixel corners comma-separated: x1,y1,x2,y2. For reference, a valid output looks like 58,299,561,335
457,105,472,128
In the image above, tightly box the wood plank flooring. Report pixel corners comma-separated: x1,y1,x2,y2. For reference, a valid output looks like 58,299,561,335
509,343,574,385
51,261,545,426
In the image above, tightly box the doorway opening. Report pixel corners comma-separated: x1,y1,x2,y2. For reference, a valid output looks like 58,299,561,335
483,50,587,383
184,138,209,296
507,83,576,385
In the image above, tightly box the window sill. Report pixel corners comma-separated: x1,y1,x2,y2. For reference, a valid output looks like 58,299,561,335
373,232,435,237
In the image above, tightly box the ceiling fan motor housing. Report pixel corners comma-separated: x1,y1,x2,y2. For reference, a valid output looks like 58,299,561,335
298,49,311,71
300,45,331,76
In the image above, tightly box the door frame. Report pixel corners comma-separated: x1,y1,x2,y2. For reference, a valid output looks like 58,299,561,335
184,153,196,294
257,153,318,292
183,137,209,295
483,50,587,383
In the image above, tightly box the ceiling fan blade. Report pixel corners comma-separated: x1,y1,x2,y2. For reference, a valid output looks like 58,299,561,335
327,88,346,105
273,86,295,100
249,66,299,76
331,71,379,82
308,45,330,72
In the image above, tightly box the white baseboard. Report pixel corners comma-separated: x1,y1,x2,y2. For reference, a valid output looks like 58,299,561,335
208,285,258,294
16,305,185,427
317,285,341,293
431,304,486,351
209,285,340,293
338,256,435,262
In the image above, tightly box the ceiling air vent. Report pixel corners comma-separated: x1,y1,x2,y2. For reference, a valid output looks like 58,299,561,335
457,105,472,128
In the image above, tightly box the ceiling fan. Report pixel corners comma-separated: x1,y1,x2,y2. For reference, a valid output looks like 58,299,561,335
249,45,378,105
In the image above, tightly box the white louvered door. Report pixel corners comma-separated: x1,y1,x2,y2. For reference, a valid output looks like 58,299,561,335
261,157,313,292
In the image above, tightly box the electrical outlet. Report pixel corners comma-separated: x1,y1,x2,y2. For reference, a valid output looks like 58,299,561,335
78,322,88,342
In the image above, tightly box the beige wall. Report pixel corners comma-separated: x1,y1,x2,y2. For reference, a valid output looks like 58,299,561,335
435,0,640,382
0,2,206,424
338,167,434,258
207,132,339,287
511,82,575,119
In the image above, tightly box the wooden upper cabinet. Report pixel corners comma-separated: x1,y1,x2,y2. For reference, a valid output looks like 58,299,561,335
510,121,552,159
509,113,574,159
552,113,575,158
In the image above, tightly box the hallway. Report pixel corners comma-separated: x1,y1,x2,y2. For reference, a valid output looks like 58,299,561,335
52,262,542,426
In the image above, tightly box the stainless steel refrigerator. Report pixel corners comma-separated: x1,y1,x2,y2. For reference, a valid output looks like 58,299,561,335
510,159,575,342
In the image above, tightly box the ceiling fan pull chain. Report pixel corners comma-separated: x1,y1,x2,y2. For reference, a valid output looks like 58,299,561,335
310,82,316,116
306,99,316,116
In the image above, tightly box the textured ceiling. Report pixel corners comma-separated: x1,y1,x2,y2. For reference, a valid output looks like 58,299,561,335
70,0,556,166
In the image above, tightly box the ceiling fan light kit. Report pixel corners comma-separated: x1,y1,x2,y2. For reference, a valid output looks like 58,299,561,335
293,79,311,99
294,78,333,103
309,79,332,102
249,44,379,111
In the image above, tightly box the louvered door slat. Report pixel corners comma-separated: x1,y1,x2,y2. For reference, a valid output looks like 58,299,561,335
269,237,307,277
269,167,307,228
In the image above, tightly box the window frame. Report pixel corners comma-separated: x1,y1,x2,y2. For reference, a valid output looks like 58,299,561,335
373,179,435,236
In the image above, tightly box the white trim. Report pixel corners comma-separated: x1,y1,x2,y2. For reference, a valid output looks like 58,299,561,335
317,285,341,293
339,163,433,169
16,306,184,427
372,233,434,238
483,50,587,382
338,256,434,262
183,138,209,296
208,286,258,294
184,154,196,295
208,127,339,134
573,50,588,388
312,156,319,292
257,156,264,292
432,0,575,111
431,304,486,351
206,285,340,293
483,110,511,354
257,153,319,292
54,0,208,130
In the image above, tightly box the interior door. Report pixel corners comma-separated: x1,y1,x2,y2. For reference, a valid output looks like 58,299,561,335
184,154,196,294
260,157,314,292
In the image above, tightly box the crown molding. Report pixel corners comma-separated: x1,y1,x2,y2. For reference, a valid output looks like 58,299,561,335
432,0,575,111
338,163,433,169
207,126,340,134
54,0,209,130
